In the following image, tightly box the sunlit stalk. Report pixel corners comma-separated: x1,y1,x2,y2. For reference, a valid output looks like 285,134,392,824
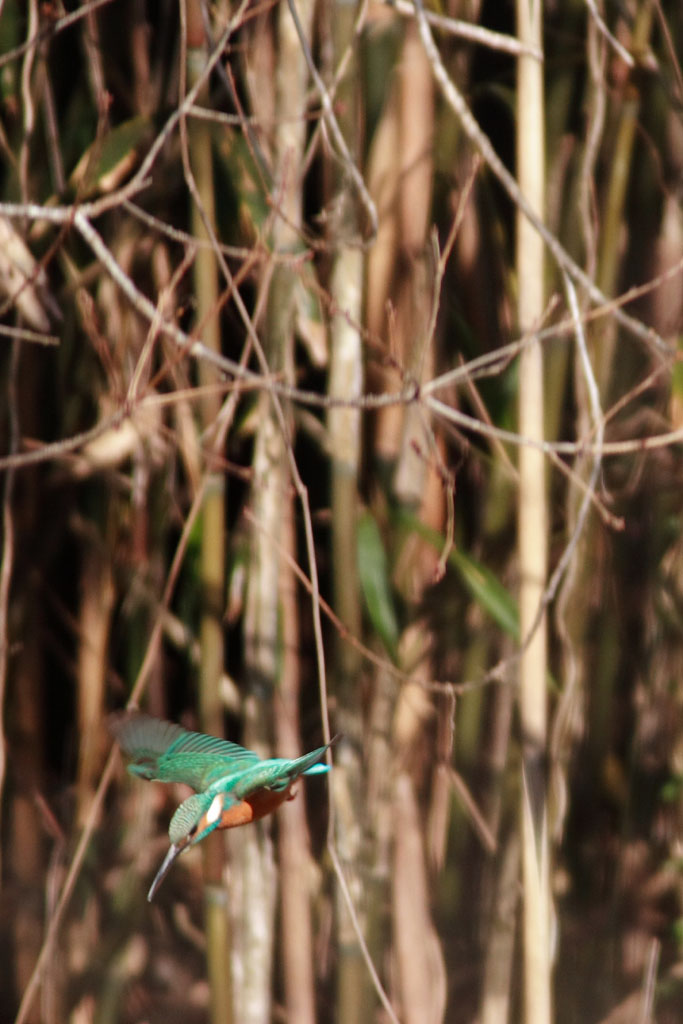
516,1,552,1022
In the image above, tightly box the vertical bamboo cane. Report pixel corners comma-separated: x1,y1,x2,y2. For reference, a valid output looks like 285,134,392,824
275,507,316,1024
516,2,552,1023
234,0,317,1018
327,1,368,1015
270,6,319,1019
185,4,232,1023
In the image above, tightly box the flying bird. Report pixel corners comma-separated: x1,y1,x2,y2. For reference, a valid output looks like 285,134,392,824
110,712,334,900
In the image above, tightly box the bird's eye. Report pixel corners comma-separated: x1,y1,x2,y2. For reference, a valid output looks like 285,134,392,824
189,824,198,837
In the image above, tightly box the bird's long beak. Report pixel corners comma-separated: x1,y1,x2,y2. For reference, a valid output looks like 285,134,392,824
147,843,182,902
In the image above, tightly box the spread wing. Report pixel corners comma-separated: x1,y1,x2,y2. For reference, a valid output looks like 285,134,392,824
110,712,261,792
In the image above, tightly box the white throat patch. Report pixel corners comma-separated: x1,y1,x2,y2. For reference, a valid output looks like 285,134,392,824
206,794,223,825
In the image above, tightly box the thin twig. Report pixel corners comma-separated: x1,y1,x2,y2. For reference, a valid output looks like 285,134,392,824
584,0,635,68
639,938,660,1024
390,0,543,59
0,324,59,345
578,10,607,283
19,0,39,204
449,768,497,854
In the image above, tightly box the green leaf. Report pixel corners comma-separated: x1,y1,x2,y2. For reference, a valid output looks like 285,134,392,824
357,511,400,661
213,129,269,240
0,0,21,102
449,548,519,639
69,116,152,197
660,775,683,804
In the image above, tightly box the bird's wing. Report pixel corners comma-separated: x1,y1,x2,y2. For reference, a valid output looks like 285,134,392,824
167,793,207,845
110,712,261,792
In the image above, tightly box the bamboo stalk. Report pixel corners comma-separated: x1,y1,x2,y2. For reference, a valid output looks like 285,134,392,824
515,2,552,1023
185,3,232,1022
480,830,521,1024
238,399,281,1024
392,773,447,1024
326,2,370,1019
11,635,45,1024
275,507,316,1024
76,546,114,826
231,0,318,1016
328,243,369,1023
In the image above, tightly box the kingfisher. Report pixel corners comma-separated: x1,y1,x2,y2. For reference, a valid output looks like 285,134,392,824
110,712,334,901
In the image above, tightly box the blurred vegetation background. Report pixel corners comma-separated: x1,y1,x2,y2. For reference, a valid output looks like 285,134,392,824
1,0,683,1022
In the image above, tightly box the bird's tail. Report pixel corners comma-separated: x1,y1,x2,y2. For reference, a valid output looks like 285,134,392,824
293,739,337,777
268,735,339,790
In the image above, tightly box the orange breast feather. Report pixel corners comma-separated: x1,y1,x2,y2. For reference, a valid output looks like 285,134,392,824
218,784,296,830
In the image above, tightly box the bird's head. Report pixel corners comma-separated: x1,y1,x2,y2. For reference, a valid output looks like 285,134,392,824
147,792,225,901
